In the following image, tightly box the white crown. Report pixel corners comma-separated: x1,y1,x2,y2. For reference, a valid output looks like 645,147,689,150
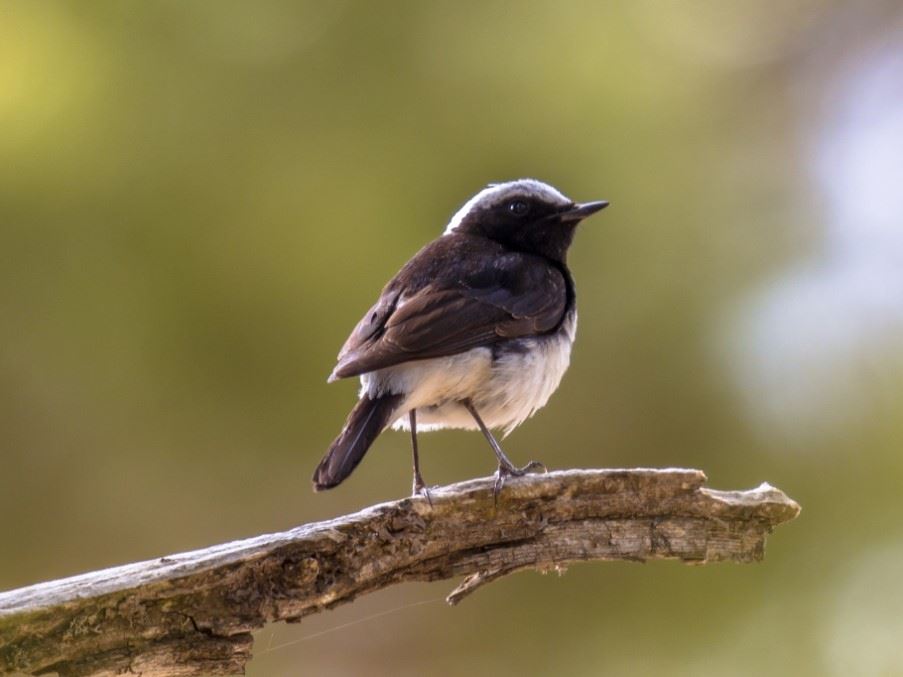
444,179,572,234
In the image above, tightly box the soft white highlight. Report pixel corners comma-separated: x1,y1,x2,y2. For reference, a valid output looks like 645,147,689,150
720,47,903,441
444,179,572,235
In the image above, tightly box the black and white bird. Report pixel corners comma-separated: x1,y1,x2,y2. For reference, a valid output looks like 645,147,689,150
312,179,608,496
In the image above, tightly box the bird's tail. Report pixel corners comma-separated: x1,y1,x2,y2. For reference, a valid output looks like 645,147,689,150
312,393,404,491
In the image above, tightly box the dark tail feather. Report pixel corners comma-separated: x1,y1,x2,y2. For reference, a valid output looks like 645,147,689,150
313,393,403,491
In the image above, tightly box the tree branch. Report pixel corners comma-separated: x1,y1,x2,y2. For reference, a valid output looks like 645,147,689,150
0,468,799,677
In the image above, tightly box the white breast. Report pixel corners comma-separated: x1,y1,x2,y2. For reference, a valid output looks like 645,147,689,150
363,312,577,435
478,326,574,435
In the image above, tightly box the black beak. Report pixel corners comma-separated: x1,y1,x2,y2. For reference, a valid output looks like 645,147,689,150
559,200,609,222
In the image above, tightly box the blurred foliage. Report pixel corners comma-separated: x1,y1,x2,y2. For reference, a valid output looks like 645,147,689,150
2,2,902,675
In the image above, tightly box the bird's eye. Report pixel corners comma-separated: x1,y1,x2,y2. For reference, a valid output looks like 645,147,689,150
508,200,530,216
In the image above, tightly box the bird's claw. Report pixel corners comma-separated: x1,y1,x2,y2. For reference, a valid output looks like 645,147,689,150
412,478,433,507
492,459,547,502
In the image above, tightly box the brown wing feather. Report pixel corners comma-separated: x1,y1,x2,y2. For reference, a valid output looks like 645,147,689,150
329,252,567,381
335,288,401,367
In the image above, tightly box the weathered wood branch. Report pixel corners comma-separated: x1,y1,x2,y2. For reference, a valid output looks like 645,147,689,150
0,468,799,677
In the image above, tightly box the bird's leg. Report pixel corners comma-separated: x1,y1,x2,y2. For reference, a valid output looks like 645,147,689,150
461,399,546,497
410,410,432,505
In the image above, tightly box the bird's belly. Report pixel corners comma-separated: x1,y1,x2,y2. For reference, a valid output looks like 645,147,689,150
472,331,574,434
364,317,575,435
362,347,493,426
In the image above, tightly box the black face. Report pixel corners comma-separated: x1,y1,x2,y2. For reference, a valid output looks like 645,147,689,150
456,194,581,263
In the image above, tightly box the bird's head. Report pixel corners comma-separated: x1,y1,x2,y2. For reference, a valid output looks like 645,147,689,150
444,179,608,262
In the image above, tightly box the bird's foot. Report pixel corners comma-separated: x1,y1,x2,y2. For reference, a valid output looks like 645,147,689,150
492,460,547,501
412,475,433,507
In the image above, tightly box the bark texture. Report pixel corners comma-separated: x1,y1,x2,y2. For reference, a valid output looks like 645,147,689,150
0,468,800,677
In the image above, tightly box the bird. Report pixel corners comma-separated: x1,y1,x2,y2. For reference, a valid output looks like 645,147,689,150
312,178,608,498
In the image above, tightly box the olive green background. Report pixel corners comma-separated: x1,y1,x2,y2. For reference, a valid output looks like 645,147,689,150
3,2,902,675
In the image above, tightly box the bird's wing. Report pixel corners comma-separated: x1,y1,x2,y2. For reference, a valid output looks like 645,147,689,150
329,248,568,381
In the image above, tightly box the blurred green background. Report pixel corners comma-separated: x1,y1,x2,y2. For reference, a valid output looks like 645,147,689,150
3,2,903,675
